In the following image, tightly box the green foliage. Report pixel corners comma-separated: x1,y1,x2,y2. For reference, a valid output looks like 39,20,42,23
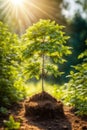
4,115,20,130
0,21,26,107
64,43,87,115
76,0,87,12
0,107,8,116
60,14,87,83
22,19,71,90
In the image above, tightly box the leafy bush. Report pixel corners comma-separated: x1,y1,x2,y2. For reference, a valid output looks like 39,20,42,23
0,107,8,116
4,115,20,130
0,21,26,107
65,41,87,115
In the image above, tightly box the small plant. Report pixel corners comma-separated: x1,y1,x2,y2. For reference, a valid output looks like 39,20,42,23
4,115,20,130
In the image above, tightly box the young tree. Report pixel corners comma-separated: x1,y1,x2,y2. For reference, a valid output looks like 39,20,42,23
22,19,71,91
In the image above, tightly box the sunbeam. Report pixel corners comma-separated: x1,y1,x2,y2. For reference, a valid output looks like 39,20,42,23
0,0,61,34
9,0,24,6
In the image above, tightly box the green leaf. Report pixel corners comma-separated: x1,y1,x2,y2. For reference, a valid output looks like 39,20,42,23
22,19,71,90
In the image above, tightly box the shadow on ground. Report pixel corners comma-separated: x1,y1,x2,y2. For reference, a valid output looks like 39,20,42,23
25,116,72,130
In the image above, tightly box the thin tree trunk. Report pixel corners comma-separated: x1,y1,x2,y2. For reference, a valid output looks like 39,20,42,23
42,54,45,92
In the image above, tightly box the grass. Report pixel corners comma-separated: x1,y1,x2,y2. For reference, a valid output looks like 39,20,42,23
25,81,67,102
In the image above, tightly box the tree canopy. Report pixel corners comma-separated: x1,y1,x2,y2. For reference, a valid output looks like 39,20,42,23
22,19,71,91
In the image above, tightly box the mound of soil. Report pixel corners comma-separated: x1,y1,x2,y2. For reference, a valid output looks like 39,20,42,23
25,91,64,119
0,98,87,130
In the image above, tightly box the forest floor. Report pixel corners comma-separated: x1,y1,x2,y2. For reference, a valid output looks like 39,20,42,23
0,92,87,130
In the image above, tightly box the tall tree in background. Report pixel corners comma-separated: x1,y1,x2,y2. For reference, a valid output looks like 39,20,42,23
63,14,87,77
76,0,87,14
58,0,87,83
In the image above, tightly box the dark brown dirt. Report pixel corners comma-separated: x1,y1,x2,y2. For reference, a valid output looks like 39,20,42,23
25,92,64,119
0,92,87,130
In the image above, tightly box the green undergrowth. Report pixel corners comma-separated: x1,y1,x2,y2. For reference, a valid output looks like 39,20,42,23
26,81,87,116
26,81,65,100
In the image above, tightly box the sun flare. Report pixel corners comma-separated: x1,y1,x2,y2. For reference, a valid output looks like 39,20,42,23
10,0,24,6
0,0,59,34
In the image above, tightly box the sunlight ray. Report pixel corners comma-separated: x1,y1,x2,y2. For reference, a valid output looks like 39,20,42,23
27,2,54,19
25,1,56,20
0,0,59,34
10,0,24,6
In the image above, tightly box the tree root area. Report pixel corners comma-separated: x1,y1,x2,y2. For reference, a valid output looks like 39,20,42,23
25,92,64,120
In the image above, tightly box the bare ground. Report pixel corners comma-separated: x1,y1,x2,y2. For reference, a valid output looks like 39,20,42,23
0,92,87,130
